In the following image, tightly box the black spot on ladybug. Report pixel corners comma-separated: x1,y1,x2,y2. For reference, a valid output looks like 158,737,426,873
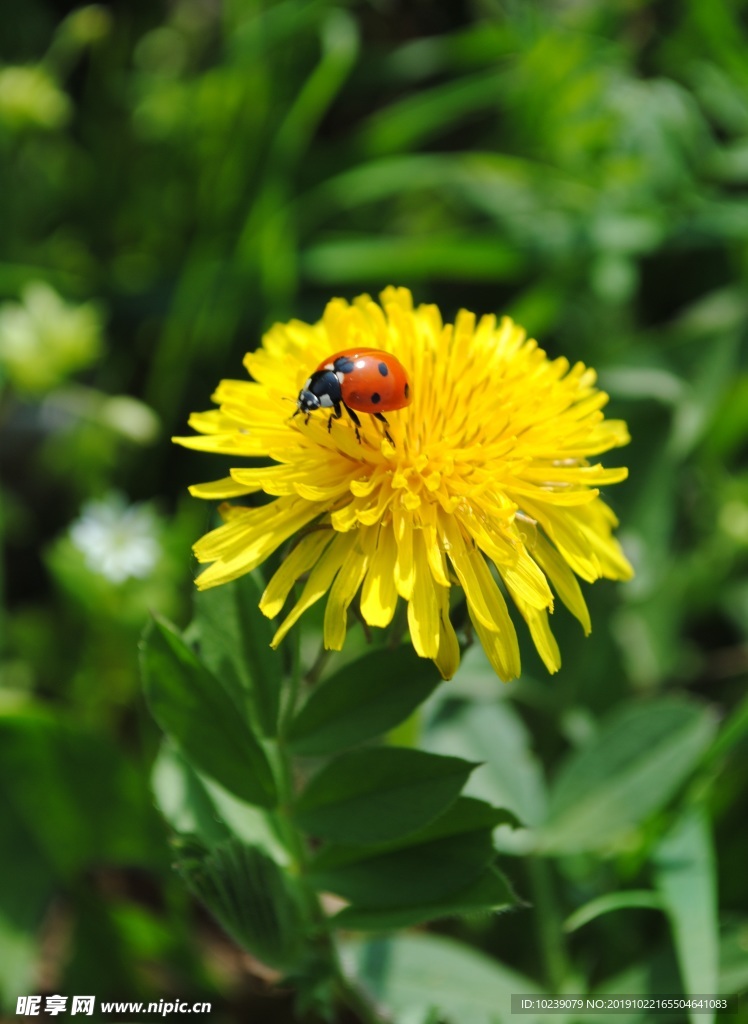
378,361,389,376
404,383,410,398
334,357,355,374
371,392,381,404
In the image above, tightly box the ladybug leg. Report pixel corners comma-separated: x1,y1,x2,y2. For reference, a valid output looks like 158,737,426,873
328,403,343,435
343,402,362,443
373,412,394,446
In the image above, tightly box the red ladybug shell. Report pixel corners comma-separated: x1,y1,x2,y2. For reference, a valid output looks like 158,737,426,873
314,348,412,414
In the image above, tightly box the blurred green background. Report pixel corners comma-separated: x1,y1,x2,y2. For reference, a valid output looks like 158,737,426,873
1,0,747,1021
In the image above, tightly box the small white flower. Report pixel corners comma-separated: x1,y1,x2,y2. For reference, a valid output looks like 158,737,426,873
70,493,160,584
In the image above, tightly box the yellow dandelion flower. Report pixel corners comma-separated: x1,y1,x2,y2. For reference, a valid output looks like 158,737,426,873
174,287,632,681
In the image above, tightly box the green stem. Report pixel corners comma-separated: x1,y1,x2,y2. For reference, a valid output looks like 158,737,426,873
526,856,570,993
274,672,383,1023
305,642,332,687
335,974,388,1024
279,658,302,738
386,599,408,650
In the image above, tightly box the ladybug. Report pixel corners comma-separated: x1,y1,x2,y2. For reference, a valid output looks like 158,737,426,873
294,348,412,444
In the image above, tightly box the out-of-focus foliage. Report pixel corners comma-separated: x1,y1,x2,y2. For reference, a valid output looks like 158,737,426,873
1,0,748,1021
0,282,102,394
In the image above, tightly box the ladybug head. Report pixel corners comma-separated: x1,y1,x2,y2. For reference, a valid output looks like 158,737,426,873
296,385,321,413
295,378,321,413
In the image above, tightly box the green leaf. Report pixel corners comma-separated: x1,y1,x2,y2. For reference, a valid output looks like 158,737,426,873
602,366,686,406
0,799,55,1008
342,932,543,1024
315,831,494,909
301,234,524,284
197,776,290,864
151,743,290,864
63,890,141,999
537,698,718,854
358,68,508,155
563,890,665,934
654,808,719,1024
288,646,443,755
309,798,508,909
593,945,682,1014
719,918,748,995
425,700,547,828
194,572,281,736
701,685,748,767
151,741,230,846
0,709,165,1007
140,617,277,808
668,331,740,459
312,796,515,869
294,747,477,845
176,838,304,970
0,709,163,877
335,865,517,931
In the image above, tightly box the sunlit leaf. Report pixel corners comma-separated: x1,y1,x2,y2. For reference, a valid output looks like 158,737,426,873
564,890,664,934
538,699,717,854
654,808,719,1024
342,933,543,1024
425,700,547,829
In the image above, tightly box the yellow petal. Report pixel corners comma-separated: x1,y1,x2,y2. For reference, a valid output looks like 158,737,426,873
522,464,629,486
532,532,591,635
193,506,260,562
469,613,520,683
323,528,375,651
578,503,634,580
270,532,354,648
186,410,227,434
232,461,354,500
518,498,600,582
433,584,460,681
504,575,561,675
172,432,239,452
425,535,450,588
188,477,260,499
194,499,321,590
469,550,521,675
360,524,399,628
380,285,414,312
350,472,381,497
357,484,395,526
525,607,561,674
260,528,333,619
443,516,514,636
393,507,415,600
506,483,601,506
407,531,441,659
463,513,553,611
